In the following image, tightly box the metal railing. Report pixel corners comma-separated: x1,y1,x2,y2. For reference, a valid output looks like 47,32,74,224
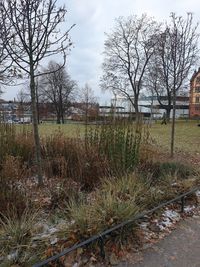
33,186,199,267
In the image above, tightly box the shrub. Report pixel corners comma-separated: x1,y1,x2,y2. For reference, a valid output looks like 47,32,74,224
0,183,28,220
139,160,197,187
101,174,146,206
86,121,142,175
159,161,196,179
61,175,144,241
0,156,30,219
44,133,109,190
0,209,43,265
0,123,16,164
143,171,199,208
0,155,28,182
0,123,34,167
12,131,34,164
47,179,82,210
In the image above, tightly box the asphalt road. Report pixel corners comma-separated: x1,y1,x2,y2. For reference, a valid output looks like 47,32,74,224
117,215,200,267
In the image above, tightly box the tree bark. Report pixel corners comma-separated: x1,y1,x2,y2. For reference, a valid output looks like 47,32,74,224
170,87,176,158
57,116,61,124
30,66,43,185
166,108,171,122
35,83,40,124
134,95,140,122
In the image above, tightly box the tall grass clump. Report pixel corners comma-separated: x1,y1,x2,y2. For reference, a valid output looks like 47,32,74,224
0,124,33,221
0,123,16,164
0,155,30,219
61,174,144,241
86,121,142,175
0,123,34,166
0,209,43,265
43,132,109,189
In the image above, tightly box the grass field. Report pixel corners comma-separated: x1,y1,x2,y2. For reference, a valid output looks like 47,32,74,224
149,120,200,154
18,120,200,155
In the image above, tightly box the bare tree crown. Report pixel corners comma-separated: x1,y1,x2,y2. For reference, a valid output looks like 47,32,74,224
0,0,74,76
101,14,159,114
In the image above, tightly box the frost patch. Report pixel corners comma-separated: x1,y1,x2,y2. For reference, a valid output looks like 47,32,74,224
184,205,196,213
157,209,181,231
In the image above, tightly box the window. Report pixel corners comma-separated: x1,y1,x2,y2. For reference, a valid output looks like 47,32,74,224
196,77,200,83
195,87,200,93
196,97,200,103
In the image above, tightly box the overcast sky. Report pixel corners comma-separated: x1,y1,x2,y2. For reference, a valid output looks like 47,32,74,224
3,0,200,104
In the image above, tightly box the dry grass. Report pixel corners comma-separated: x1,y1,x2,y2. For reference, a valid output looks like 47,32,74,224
0,120,199,264
60,174,143,240
149,120,200,154
0,209,44,265
15,120,200,155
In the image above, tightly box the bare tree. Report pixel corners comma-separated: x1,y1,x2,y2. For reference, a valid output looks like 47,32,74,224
147,13,199,156
0,12,16,87
148,15,199,123
39,61,77,124
100,14,159,119
0,0,74,185
16,88,30,122
17,88,30,103
79,83,98,140
79,83,97,124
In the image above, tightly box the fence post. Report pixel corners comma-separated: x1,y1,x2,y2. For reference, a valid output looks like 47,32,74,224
181,196,185,213
98,237,105,259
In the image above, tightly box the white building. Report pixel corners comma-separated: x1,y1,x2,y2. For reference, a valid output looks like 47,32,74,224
111,95,189,119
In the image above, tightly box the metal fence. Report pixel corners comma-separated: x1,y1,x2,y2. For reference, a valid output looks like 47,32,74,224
33,186,199,267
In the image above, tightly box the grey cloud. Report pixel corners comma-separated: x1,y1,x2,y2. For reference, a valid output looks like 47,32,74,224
4,0,200,103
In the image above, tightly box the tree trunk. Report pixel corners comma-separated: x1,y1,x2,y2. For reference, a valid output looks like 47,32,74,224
85,103,89,139
166,108,171,122
35,82,40,124
59,86,65,124
30,67,43,186
61,105,64,124
170,88,176,158
134,96,140,122
61,114,64,124
57,116,61,124
61,102,65,124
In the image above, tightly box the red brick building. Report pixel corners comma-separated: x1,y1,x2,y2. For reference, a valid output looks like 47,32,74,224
189,68,200,118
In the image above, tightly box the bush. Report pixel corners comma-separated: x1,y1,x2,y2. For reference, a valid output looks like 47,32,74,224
139,160,197,187
0,123,34,167
159,161,196,179
0,156,30,219
47,179,82,210
0,209,43,265
86,122,142,175
0,123,16,164
44,133,109,190
61,175,144,241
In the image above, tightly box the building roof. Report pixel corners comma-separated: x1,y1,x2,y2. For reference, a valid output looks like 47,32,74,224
190,67,200,82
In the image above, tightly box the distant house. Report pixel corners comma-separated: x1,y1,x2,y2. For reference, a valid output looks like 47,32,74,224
189,68,200,118
68,102,99,121
0,99,31,123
